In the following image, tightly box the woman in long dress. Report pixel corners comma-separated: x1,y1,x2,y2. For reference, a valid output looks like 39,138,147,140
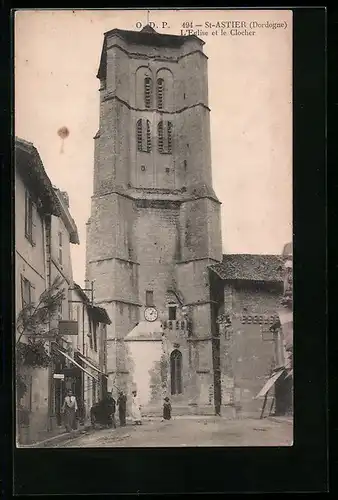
62,389,78,432
131,390,142,425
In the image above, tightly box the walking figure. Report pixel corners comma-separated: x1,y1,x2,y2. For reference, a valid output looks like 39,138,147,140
162,397,172,421
61,389,78,432
131,390,142,425
117,390,127,427
104,391,116,428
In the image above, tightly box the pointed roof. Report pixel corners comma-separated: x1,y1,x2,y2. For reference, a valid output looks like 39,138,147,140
140,24,157,34
124,321,163,341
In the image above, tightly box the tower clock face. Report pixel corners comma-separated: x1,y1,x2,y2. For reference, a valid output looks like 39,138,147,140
144,307,158,322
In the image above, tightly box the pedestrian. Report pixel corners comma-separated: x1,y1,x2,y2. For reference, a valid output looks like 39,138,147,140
131,390,142,425
162,397,172,421
61,389,78,433
104,391,116,429
117,390,127,427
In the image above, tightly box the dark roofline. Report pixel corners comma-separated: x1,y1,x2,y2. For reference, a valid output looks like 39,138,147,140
103,27,204,46
97,27,204,80
15,137,61,217
209,254,284,283
54,188,80,245
73,283,111,325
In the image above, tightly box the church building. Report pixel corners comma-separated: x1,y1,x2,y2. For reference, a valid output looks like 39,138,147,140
85,25,223,415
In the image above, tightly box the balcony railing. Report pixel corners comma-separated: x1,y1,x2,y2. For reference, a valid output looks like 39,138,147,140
161,320,190,335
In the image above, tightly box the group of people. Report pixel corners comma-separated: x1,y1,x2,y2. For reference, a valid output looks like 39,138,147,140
61,388,172,433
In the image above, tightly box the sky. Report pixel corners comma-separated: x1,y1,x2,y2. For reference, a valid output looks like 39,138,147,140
15,9,293,287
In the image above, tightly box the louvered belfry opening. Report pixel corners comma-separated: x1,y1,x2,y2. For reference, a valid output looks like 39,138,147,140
137,118,152,153
144,77,152,108
158,121,173,154
157,78,164,109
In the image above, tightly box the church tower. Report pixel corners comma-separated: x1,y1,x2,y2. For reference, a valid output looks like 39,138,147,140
86,25,222,414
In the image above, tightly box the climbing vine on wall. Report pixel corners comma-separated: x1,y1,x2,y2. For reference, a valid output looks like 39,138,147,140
16,276,65,401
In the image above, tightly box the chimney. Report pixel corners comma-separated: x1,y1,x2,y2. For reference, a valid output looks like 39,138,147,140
61,191,70,208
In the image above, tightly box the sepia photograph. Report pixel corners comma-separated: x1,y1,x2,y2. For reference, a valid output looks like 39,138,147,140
14,9,293,449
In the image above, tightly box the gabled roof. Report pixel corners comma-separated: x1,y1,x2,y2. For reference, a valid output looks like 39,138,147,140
73,283,111,325
54,188,80,245
210,254,284,283
124,321,163,341
15,137,61,216
97,26,204,80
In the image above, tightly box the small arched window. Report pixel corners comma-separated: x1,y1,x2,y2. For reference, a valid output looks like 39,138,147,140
157,78,164,109
136,118,152,153
144,77,153,109
158,121,173,154
170,349,182,395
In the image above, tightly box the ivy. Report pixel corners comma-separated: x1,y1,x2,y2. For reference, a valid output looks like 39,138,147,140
16,276,65,401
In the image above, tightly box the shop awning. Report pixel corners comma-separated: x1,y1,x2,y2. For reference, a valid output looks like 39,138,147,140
255,369,285,399
55,348,97,380
77,353,108,378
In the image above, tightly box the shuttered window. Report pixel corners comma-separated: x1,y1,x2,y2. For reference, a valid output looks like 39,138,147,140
144,77,153,108
158,121,173,154
21,275,35,309
157,78,164,109
25,190,36,245
136,118,152,153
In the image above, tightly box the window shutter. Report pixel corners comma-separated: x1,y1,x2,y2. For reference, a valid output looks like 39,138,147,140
31,202,37,245
146,120,152,152
24,191,29,237
137,119,143,151
30,282,36,305
167,122,173,153
157,78,164,109
141,118,147,152
158,121,164,153
21,275,26,309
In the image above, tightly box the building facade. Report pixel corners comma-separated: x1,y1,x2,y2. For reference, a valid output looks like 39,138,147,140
210,255,284,417
85,25,222,414
15,137,61,444
15,137,111,443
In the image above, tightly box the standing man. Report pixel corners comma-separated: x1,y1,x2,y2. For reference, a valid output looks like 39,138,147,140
61,389,78,433
117,390,127,427
104,391,116,429
131,390,142,425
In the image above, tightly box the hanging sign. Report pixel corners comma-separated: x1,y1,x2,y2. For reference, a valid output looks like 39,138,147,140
53,373,65,380
59,320,78,336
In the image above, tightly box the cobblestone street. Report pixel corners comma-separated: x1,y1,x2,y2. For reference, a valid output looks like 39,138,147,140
52,417,293,448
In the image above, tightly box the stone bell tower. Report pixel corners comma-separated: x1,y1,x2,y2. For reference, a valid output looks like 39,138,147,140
86,25,222,413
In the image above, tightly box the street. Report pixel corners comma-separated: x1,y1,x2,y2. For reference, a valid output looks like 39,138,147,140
52,417,293,448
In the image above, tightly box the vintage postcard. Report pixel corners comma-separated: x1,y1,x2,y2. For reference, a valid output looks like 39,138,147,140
14,9,293,449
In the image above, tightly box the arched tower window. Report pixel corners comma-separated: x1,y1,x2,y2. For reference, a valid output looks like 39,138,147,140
157,78,164,109
144,77,153,109
136,118,152,153
158,121,173,154
170,349,182,395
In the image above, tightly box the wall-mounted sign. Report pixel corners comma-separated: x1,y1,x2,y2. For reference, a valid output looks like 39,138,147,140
53,373,64,380
59,320,78,336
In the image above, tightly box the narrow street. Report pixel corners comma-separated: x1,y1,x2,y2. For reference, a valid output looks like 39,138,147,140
52,417,293,448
